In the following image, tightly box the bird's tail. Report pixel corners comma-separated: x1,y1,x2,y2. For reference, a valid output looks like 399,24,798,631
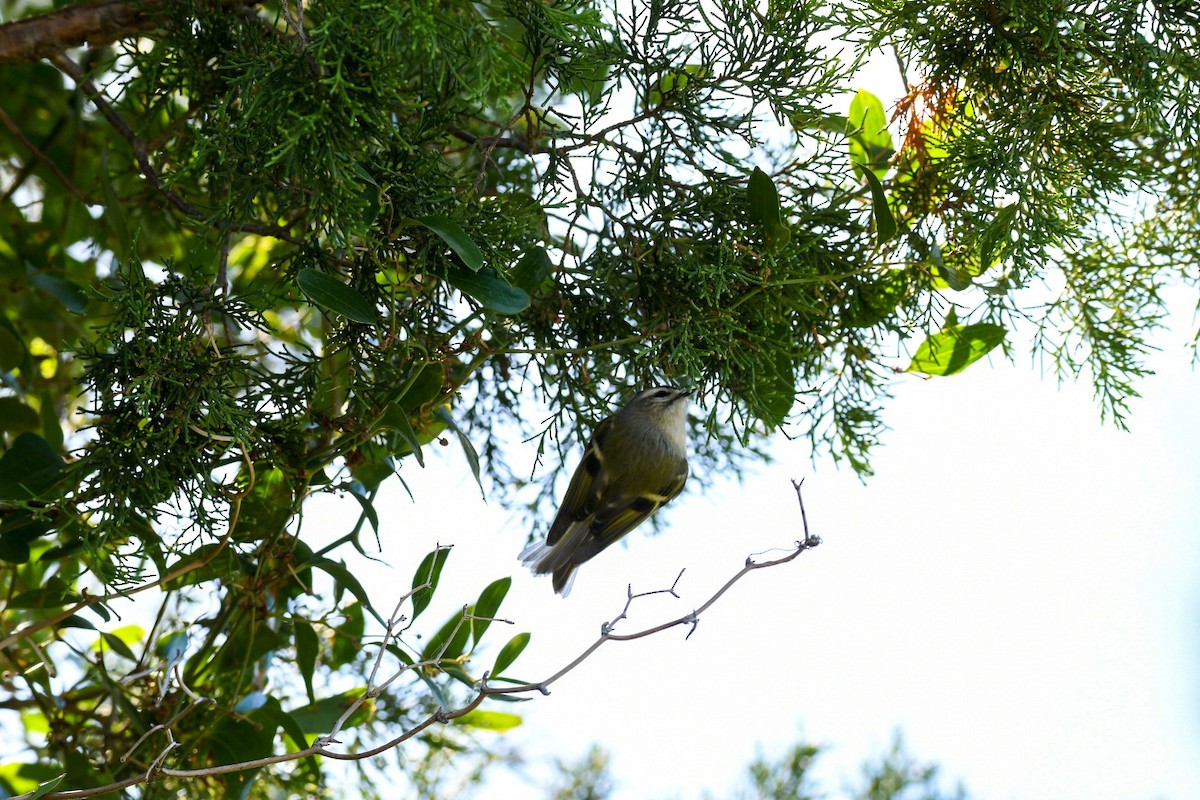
520,522,588,597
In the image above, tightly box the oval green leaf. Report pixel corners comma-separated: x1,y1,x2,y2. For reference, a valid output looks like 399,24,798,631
847,89,894,176
294,621,319,703
30,273,89,313
492,631,531,676
860,167,897,245
0,396,40,434
417,214,484,271
454,709,522,731
0,432,65,501
410,545,451,622
907,323,1007,376
511,246,552,293
435,407,484,497
379,404,425,467
443,266,531,314
471,577,511,646
297,268,377,324
747,167,791,248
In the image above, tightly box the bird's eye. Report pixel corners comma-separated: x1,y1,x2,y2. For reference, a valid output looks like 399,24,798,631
652,389,672,398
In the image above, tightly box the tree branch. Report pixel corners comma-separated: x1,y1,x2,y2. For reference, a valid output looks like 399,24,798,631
16,481,819,800
0,0,263,66
47,51,304,246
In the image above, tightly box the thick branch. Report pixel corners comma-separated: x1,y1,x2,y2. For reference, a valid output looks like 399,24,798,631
0,0,261,66
0,0,152,65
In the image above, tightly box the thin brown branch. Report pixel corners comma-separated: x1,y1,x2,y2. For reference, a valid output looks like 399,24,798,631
48,51,303,246
0,104,93,204
448,125,542,156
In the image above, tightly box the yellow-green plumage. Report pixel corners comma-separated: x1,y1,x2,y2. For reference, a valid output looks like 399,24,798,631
521,387,689,595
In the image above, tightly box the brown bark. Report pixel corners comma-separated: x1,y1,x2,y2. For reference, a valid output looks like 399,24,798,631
0,0,261,65
0,0,155,65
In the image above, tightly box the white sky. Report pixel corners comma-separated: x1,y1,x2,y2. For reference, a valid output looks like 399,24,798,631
333,285,1200,799
311,43,1200,798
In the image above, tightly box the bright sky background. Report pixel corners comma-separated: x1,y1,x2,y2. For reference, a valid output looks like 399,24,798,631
311,40,1200,797
334,283,1200,799
301,38,1200,798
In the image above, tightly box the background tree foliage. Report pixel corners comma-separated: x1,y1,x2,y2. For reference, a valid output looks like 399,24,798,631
543,735,966,800
0,0,1196,796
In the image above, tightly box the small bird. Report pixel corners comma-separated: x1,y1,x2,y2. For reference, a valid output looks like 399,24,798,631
521,386,690,595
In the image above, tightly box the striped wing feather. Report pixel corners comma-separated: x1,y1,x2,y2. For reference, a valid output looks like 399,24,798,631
545,417,612,545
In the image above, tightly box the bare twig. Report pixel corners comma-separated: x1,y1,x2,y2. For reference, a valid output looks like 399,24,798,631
16,483,818,800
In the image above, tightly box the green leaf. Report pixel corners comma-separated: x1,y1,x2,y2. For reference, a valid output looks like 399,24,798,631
235,466,295,542
860,167,897,245
100,145,130,264
396,362,446,410
379,404,425,466
410,546,451,622
933,259,973,291
29,273,88,313
0,509,52,565
747,167,791,249
434,407,484,498
163,543,240,589
257,696,310,752
847,89,894,177
357,181,381,228
907,323,1007,376
747,322,796,427
312,559,384,626
492,631,531,676
215,625,285,673
454,709,522,731
422,607,473,662
330,602,364,669
8,577,80,609
647,64,709,107
471,577,511,646
0,397,40,434
39,390,63,451
0,322,25,371
0,432,65,501
99,631,138,661
345,486,381,540
297,269,377,324
294,621,318,703
510,246,552,293
26,774,66,800
443,266,531,314
416,214,484,271
0,535,31,564
288,689,372,733
211,704,277,790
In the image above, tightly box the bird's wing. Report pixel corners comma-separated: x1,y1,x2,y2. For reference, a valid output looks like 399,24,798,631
545,417,613,545
586,463,688,548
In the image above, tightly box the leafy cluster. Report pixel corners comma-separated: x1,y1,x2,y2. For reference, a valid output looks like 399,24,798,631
1,0,1198,796
853,0,1200,419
